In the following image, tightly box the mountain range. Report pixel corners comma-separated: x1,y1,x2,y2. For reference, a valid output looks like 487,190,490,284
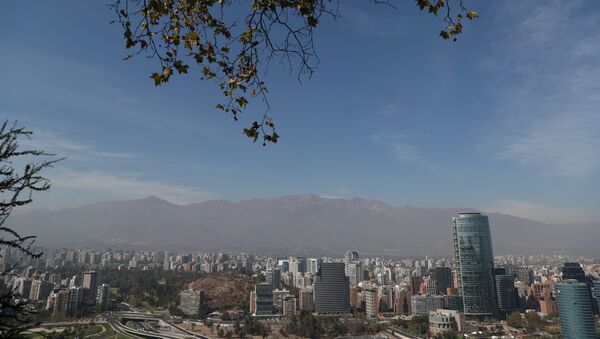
9,195,600,256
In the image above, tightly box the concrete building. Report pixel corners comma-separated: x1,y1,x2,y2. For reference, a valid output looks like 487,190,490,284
29,279,53,301
364,287,379,318
452,213,498,317
273,289,290,313
299,288,314,311
97,283,111,309
410,294,444,316
179,289,205,316
393,289,411,315
82,271,98,302
283,297,297,317
429,309,465,335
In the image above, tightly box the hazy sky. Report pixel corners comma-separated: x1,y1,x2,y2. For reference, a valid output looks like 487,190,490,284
2,1,599,224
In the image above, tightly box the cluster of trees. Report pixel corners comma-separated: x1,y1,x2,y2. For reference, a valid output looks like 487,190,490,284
102,268,202,310
393,315,429,335
283,310,384,338
507,311,561,335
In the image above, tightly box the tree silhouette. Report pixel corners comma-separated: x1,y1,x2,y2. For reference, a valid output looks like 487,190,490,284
0,121,61,338
111,0,478,144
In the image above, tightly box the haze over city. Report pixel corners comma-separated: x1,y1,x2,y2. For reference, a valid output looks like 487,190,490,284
1,1,600,338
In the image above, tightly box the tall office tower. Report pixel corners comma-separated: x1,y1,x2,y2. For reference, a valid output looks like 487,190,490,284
556,280,596,339
299,288,314,311
179,289,205,316
96,283,110,309
271,268,281,290
314,262,351,315
452,212,497,317
307,258,320,274
364,287,379,318
495,275,519,316
434,267,452,294
254,283,273,316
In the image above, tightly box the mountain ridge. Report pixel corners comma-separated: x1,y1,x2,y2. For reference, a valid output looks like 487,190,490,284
11,195,599,256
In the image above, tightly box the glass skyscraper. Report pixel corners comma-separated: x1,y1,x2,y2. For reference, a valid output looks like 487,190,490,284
314,262,351,315
452,212,497,317
556,280,596,339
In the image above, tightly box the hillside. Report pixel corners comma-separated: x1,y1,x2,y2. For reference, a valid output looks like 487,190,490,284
187,272,254,310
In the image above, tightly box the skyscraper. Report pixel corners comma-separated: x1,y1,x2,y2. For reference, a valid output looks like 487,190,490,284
555,280,596,339
434,266,452,294
495,275,519,316
82,271,98,302
271,268,281,290
452,212,497,317
314,262,350,315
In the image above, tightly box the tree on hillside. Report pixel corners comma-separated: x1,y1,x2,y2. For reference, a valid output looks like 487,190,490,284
0,121,61,338
111,0,478,144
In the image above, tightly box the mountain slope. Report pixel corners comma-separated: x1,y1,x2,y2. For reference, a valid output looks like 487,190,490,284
10,195,600,255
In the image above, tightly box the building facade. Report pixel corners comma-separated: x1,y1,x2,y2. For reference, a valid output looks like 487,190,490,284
452,212,497,317
556,280,596,339
314,262,351,315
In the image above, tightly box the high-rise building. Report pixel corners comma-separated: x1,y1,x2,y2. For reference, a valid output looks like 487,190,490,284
253,283,273,316
15,278,32,298
364,287,379,318
96,283,110,309
179,289,205,316
344,250,359,277
555,280,596,339
452,212,497,317
434,267,452,294
67,286,84,316
29,280,53,301
394,289,411,315
306,258,320,274
495,275,519,316
314,262,350,315
283,297,297,317
299,288,313,311
271,268,281,290
273,289,290,313
82,271,98,302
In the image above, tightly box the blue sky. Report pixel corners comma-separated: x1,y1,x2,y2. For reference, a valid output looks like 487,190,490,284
2,1,599,224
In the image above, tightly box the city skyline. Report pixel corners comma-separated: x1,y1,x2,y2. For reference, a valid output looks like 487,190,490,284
2,1,600,223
